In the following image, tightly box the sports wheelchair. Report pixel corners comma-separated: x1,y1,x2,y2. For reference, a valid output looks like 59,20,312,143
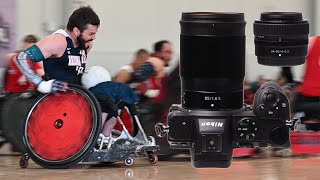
18,84,159,168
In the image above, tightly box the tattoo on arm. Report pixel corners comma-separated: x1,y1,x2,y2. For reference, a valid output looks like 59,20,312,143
14,51,43,85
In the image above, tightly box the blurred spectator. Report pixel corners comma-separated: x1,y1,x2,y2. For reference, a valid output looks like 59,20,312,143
250,75,269,93
295,36,320,130
131,40,174,83
151,40,173,67
276,67,294,86
296,36,320,107
114,49,150,83
131,40,174,137
135,40,174,101
244,78,254,105
281,67,294,83
4,35,44,93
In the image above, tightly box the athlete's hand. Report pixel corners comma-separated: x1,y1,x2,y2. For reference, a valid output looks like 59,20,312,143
37,79,68,93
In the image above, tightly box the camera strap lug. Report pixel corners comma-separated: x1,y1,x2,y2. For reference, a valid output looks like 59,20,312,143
154,123,169,138
286,118,300,131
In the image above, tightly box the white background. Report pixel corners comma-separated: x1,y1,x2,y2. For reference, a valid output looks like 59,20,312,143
14,0,320,82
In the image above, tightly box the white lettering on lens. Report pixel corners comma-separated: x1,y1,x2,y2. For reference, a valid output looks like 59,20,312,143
270,49,290,54
204,96,221,101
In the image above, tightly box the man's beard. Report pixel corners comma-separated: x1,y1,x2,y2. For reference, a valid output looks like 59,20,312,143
77,34,92,50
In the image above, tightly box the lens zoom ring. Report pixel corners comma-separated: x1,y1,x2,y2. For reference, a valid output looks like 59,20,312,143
254,23,309,35
258,57,305,66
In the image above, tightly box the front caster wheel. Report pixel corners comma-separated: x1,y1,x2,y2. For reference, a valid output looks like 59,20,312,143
147,152,158,164
124,157,134,166
20,153,29,168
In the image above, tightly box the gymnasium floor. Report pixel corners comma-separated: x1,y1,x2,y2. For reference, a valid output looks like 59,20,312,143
1,144,320,180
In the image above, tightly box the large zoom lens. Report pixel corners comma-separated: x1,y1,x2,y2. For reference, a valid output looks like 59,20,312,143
180,12,246,110
254,12,309,66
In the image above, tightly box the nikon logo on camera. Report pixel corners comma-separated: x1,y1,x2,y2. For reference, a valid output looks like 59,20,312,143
198,119,226,133
201,122,224,127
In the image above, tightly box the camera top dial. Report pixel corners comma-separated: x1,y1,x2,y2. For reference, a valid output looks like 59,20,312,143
236,118,258,140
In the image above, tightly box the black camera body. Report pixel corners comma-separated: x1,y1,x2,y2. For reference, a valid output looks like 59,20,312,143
167,82,290,168
155,12,308,168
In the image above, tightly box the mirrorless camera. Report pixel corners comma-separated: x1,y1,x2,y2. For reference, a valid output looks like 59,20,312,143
155,12,309,168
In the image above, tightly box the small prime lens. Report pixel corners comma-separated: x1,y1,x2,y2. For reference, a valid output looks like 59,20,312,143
254,12,309,66
180,12,246,110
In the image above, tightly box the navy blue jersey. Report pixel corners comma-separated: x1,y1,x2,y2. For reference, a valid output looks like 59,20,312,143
43,29,87,84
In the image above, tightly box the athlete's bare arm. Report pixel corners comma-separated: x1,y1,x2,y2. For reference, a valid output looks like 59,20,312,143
35,34,67,59
14,34,68,93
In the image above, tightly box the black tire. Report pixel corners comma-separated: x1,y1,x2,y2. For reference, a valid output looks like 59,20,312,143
19,154,29,168
22,84,102,169
0,94,38,153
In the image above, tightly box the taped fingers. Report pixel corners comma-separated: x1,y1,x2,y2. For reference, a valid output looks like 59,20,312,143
37,80,68,93
52,80,68,92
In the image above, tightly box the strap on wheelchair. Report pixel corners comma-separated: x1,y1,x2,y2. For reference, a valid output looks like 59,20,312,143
95,93,118,118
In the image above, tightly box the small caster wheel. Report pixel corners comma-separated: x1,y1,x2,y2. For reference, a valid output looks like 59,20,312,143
124,157,134,166
148,152,158,164
19,153,29,168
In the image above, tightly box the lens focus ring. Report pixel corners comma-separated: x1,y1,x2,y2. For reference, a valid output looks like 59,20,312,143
254,23,309,36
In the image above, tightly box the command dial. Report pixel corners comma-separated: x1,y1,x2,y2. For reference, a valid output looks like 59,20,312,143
265,93,277,104
236,118,258,140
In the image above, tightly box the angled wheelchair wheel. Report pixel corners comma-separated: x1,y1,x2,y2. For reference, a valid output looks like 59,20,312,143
23,84,101,168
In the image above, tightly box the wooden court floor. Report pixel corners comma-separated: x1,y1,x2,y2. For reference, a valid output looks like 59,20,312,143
1,144,320,180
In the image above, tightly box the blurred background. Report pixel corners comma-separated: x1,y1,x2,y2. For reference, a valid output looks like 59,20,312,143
1,0,320,85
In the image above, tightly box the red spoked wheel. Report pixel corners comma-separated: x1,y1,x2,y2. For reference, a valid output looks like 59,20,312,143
23,84,101,168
